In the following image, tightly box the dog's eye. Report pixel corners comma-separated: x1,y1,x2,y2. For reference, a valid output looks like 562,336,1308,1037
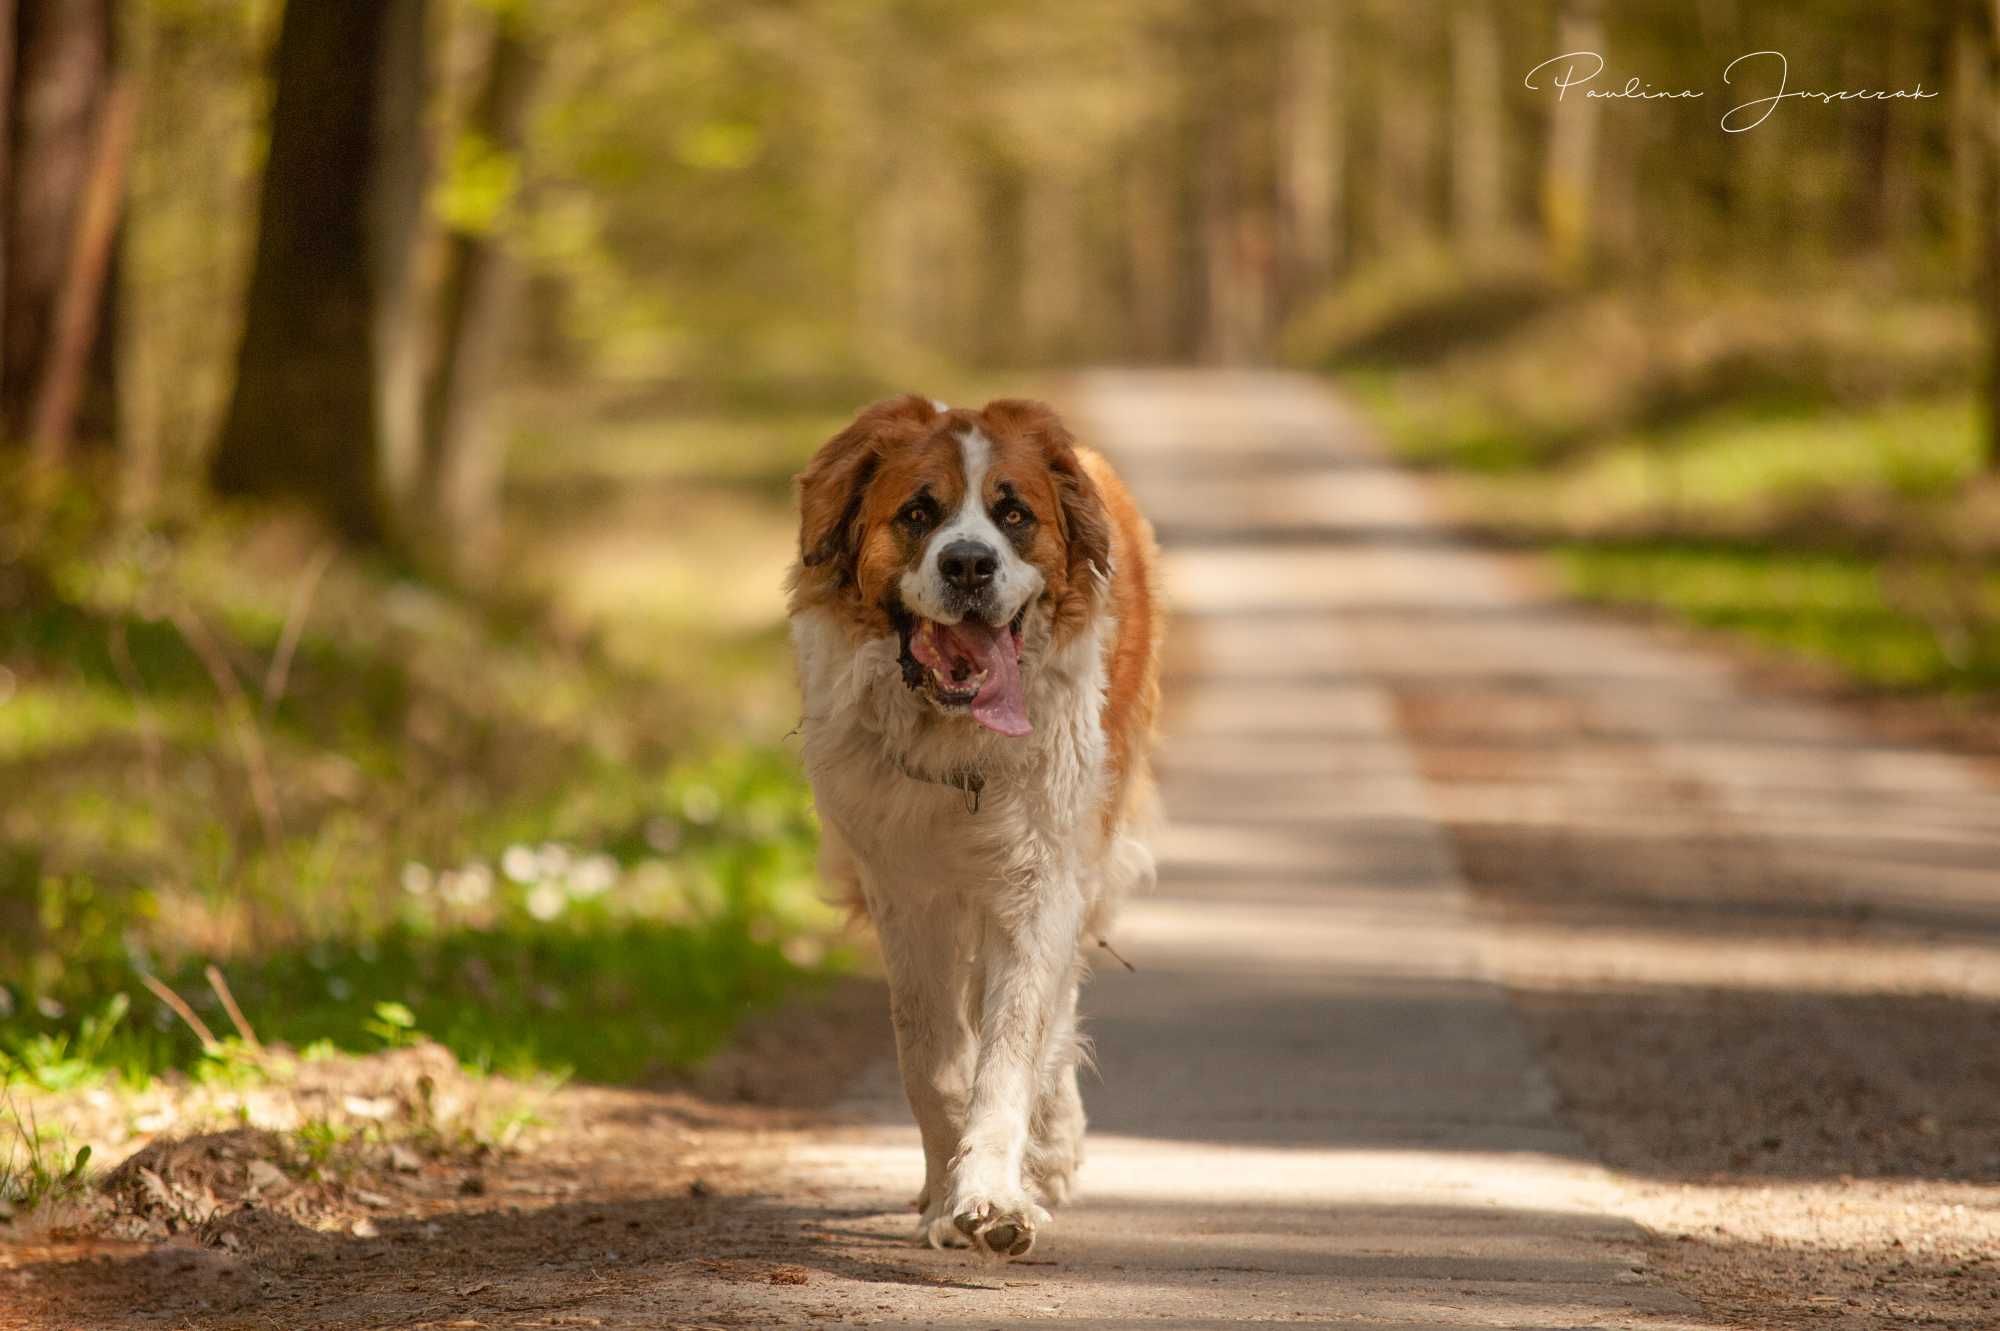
1001,508,1026,527
901,504,932,528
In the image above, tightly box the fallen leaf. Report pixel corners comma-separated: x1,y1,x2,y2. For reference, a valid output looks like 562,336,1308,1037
387,1143,423,1173
135,1166,175,1210
352,1188,394,1209
246,1161,290,1196
350,1217,379,1238
343,1095,396,1120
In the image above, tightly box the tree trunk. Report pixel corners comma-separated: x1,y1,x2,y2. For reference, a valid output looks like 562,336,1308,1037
1541,0,1602,279
1450,0,1505,264
1020,171,1084,364
1276,3,1341,308
29,76,131,468
1986,0,2000,470
0,1,14,423
4,0,116,448
418,16,537,573
1124,145,1177,362
210,0,429,542
1953,8,1989,280
1368,6,1438,263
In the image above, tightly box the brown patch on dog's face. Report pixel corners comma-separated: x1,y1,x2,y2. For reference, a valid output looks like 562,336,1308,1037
976,399,1111,644
791,395,1109,650
791,395,948,634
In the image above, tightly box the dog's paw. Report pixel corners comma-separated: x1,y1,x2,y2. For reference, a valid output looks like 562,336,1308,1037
915,1198,972,1249
948,1194,1049,1260
1028,1150,1078,1207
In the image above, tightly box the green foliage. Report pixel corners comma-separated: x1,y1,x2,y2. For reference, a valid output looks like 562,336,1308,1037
364,1001,422,1049
0,995,131,1093
0,1105,95,1215
1341,284,1999,702
436,129,524,237
0,414,848,1092
1563,543,2000,695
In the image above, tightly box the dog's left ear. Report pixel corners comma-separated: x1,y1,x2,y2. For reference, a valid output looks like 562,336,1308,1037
797,395,939,574
984,399,1111,583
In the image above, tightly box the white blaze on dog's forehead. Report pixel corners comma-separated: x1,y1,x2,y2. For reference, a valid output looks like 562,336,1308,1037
896,423,1043,625
954,426,992,498
930,399,949,413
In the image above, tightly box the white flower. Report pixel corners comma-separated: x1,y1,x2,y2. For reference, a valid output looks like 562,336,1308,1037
525,882,566,921
445,863,492,907
535,842,572,880
501,844,540,884
569,854,617,898
401,862,433,896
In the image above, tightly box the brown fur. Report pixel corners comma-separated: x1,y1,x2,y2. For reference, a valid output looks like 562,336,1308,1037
791,395,1162,835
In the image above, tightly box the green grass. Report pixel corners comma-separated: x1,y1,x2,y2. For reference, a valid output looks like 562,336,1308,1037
1,400,852,1094
0,1102,94,1215
1325,280,1998,703
1561,542,2000,695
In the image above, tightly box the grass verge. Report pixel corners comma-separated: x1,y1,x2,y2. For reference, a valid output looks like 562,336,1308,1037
1313,275,2000,704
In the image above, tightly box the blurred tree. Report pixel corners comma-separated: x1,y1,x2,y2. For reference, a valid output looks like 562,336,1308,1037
419,3,541,572
3,0,119,450
1541,0,1601,278
1367,2,1440,263
1987,0,2000,469
1449,0,1505,262
1276,2,1342,308
210,0,429,542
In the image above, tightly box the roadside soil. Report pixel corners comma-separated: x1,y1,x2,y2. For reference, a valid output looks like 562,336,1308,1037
0,981,891,1331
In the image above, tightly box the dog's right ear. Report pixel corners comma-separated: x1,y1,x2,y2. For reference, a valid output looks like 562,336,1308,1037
797,395,939,573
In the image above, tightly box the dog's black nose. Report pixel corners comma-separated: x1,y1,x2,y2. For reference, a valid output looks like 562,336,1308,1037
938,539,998,592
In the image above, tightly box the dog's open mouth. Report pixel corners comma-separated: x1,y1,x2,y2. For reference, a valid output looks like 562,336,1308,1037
904,608,1030,736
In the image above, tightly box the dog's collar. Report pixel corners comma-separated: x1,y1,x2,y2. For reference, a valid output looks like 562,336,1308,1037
891,754,985,814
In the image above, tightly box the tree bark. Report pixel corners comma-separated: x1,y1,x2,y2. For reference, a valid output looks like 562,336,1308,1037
1020,170,1084,364
1368,4,1438,263
1953,9,1989,279
0,0,14,418
1541,0,1602,279
418,16,537,573
1450,0,1505,264
1124,145,1177,362
1276,3,1341,306
29,76,130,468
5,0,116,448
210,0,429,542
1986,0,2000,470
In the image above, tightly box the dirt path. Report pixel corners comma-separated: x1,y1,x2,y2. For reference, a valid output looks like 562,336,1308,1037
11,370,1999,1329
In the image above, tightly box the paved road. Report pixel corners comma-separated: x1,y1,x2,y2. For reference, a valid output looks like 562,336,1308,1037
731,371,1710,1329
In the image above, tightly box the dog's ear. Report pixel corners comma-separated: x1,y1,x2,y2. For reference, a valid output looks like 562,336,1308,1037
797,395,940,573
1052,442,1112,584
985,398,1111,583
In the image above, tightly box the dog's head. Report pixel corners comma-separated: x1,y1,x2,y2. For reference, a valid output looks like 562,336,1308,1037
790,395,1110,736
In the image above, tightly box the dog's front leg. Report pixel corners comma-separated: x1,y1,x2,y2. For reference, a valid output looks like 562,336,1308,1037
869,887,979,1248
944,872,1084,1259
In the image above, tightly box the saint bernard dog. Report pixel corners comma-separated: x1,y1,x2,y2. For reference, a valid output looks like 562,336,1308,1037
788,394,1161,1260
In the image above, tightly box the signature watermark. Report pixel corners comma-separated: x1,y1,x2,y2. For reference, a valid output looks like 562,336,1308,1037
1523,51,1938,133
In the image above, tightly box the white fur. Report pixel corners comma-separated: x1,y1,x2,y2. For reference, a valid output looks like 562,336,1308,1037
896,427,1045,627
790,580,1150,1260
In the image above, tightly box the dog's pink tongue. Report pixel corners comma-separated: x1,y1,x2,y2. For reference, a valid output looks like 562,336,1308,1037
945,620,1030,737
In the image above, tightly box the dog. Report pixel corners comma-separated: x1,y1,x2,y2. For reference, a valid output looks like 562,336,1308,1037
787,395,1161,1260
